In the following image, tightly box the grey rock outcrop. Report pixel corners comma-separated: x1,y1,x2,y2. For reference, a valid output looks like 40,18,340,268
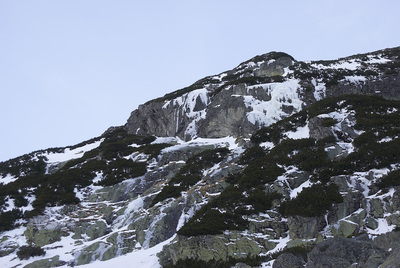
23,255,65,268
255,56,293,77
308,117,334,140
273,252,306,268
326,73,400,101
158,233,270,266
287,216,326,239
307,237,388,268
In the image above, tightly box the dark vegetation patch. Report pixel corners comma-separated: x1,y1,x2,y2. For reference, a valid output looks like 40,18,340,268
0,209,23,232
0,155,47,178
94,159,148,187
16,245,45,260
321,117,338,127
313,95,400,181
221,75,272,86
378,169,400,189
279,183,343,217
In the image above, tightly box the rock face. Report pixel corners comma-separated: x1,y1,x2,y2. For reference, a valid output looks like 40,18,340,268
273,252,306,268
2,47,400,268
287,216,326,239
125,52,297,140
307,237,388,268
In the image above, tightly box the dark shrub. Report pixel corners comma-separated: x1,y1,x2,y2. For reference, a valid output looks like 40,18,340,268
0,209,23,232
379,169,400,189
279,183,343,217
16,245,45,260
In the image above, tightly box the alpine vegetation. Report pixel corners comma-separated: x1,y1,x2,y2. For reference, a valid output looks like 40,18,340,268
1,47,400,267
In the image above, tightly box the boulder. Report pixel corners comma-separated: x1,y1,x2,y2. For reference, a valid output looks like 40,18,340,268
0,236,18,257
24,255,65,268
308,117,334,140
307,237,388,268
379,248,400,268
24,225,64,247
287,216,326,239
273,252,305,268
85,220,108,240
74,241,109,265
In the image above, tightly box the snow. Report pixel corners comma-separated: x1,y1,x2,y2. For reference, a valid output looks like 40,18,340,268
378,136,395,143
312,59,361,70
283,124,309,140
124,196,144,215
337,142,355,154
4,197,15,211
290,179,312,199
312,79,326,101
344,75,367,84
367,218,396,235
260,141,274,150
267,234,291,254
366,56,391,64
318,110,346,121
0,173,18,185
43,139,103,163
161,136,238,153
169,88,209,138
347,175,371,197
151,136,180,144
311,55,390,72
71,235,176,268
244,79,303,126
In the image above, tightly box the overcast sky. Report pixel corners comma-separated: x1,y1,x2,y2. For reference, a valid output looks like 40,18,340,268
1,0,400,162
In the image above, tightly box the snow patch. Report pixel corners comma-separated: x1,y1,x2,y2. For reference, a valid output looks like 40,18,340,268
344,75,367,84
161,136,238,153
367,218,396,235
78,235,177,268
0,174,18,185
378,136,396,143
260,141,274,150
244,79,303,127
312,79,326,101
290,180,312,199
312,59,361,70
43,139,103,164
283,124,309,140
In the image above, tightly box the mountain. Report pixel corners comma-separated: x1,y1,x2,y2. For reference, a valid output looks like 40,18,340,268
1,46,400,268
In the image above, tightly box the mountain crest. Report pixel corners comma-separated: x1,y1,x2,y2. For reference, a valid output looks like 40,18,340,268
125,47,400,141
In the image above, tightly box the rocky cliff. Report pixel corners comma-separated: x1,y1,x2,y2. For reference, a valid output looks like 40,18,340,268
1,47,400,268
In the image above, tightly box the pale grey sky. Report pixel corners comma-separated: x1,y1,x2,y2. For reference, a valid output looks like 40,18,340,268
1,0,400,161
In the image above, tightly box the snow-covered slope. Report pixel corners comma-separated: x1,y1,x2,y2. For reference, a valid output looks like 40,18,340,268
1,47,400,268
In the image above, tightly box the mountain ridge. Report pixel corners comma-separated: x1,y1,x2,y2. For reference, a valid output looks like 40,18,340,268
1,46,400,267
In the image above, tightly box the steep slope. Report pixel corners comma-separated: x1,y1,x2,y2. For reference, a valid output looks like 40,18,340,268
0,47,400,268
